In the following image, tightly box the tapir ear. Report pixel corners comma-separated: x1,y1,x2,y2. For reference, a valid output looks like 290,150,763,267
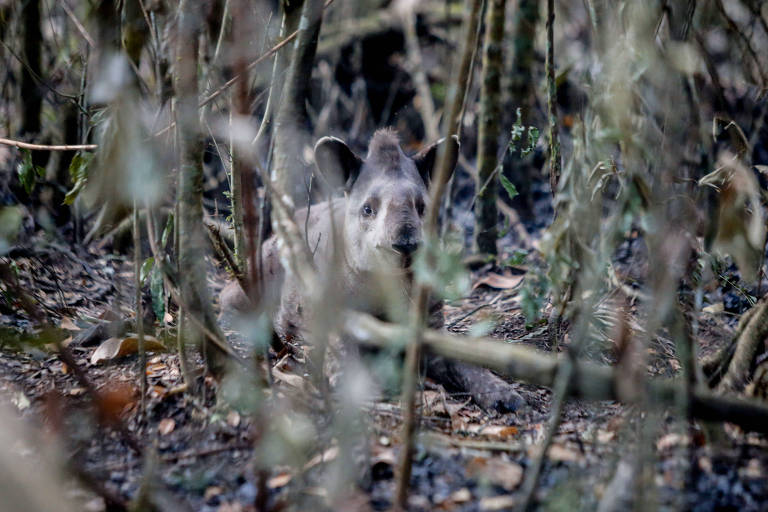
314,136,363,191
413,135,460,185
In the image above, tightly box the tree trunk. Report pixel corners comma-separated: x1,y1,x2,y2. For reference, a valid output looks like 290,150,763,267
502,0,538,219
545,0,561,200
121,0,149,67
474,0,506,255
175,0,228,376
272,0,324,205
20,0,42,138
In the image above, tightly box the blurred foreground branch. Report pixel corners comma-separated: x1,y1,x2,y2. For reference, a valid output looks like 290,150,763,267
345,312,768,435
395,0,484,507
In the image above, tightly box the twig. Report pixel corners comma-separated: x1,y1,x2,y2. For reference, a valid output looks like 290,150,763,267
133,202,147,417
0,136,97,151
197,0,335,111
60,2,95,48
714,0,768,87
446,291,503,329
205,221,242,278
399,6,439,141
421,431,524,452
516,358,573,510
545,0,561,199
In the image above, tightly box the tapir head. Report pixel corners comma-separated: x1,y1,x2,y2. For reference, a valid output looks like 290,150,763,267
314,128,459,273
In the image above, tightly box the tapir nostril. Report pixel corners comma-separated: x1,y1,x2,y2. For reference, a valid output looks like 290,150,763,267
392,241,419,256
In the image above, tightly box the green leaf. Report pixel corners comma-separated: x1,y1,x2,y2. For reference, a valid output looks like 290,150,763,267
140,257,154,285
63,152,93,205
16,149,36,195
505,249,528,266
522,127,540,157
161,212,173,248
150,263,164,321
499,174,519,202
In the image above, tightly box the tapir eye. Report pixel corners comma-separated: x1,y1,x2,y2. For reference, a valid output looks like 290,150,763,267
416,200,425,216
362,203,375,217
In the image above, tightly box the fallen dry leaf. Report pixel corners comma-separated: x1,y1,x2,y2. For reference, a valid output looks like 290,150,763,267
597,429,616,444
656,433,686,452
204,486,223,501
158,418,175,435
303,445,339,471
472,272,524,290
272,367,305,389
477,425,519,440
267,472,292,489
449,488,472,503
479,495,517,511
146,361,167,377
466,456,523,491
95,382,136,425
90,335,166,365
60,317,80,331
227,410,241,428
547,443,581,462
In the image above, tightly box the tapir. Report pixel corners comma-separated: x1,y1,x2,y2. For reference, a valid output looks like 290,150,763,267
220,128,524,412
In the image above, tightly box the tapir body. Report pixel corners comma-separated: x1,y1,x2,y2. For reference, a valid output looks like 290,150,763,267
220,129,524,412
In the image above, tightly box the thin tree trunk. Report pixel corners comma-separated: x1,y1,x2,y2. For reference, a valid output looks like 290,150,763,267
132,201,147,416
175,0,228,376
121,0,149,67
503,0,538,218
272,0,324,204
474,0,506,255
395,0,484,508
545,0,561,200
20,0,42,138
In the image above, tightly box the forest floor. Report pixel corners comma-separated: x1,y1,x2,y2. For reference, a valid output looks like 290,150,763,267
1,235,768,511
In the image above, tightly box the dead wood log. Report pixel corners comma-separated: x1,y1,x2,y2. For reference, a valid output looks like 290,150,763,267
343,312,768,435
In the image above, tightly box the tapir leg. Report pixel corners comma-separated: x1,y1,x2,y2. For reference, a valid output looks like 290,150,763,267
422,304,525,412
424,355,526,413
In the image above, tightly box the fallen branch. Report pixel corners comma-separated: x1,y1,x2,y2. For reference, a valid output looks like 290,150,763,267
344,312,768,435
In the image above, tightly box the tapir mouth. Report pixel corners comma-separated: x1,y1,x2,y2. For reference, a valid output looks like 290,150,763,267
381,247,415,272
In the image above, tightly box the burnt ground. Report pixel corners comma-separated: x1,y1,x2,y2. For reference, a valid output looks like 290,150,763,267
1,236,768,512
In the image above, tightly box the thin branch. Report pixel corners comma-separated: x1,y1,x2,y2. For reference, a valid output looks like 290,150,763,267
395,0,484,508
346,312,768,435
0,137,97,151
197,0,335,111
60,1,95,48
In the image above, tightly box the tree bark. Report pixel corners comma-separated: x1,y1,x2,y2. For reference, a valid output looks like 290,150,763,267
474,0,506,255
545,0,561,199
20,0,42,138
502,0,538,219
175,0,229,375
272,0,324,205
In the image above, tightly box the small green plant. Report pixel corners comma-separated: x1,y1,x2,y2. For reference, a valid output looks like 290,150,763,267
508,107,540,157
16,148,46,195
63,152,94,205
